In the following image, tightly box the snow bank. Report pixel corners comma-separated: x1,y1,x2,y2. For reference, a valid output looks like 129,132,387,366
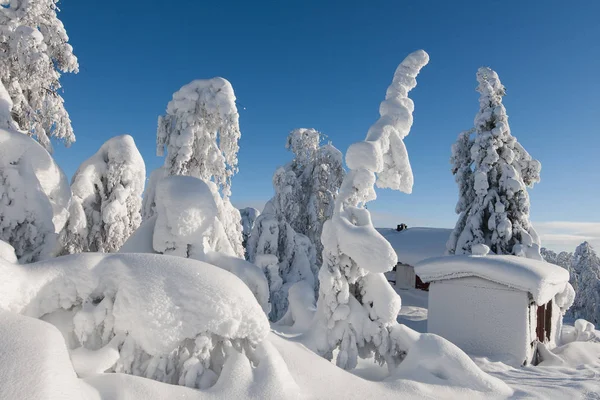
378,227,451,265
0,311,97,400
0,253,269,389
415,255,570,305
0,128,71,261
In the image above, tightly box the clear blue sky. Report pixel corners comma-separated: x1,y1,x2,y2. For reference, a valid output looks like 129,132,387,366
53,0,600,251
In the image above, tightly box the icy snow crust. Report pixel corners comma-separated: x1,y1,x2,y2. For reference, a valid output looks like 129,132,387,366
415,255,571,305
378,227,452,266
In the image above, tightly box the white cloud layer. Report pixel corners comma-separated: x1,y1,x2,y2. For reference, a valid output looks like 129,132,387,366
533,221,600,252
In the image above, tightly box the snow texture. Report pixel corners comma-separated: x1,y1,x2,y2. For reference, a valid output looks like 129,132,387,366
0,0,79,151
0,127,71,262
378,227,451,266
313,50,429,370
415,255,571,305
447,67,542,260
0,253,270,389
0,311,96,400
60,135,145,254
0,239,17,263
141,167,167,221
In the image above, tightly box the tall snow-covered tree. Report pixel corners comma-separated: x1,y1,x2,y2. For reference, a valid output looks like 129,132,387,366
60,135,145,254
240,207,260,250
568,242,600,324
0,0,78,151
312,50,429,370
155,78,244,257
246,128,343,321
541,247,573,271
447,67,542,259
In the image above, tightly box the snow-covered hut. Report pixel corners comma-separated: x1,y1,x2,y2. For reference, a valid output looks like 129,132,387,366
378,227,451,290
415,255,575,365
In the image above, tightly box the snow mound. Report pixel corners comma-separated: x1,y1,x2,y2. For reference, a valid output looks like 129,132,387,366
416,255,570,304
0,311,96,400
120,210,269,313
378,227,451,265
0,253,270,389
0,240,17,263
390,329,513,395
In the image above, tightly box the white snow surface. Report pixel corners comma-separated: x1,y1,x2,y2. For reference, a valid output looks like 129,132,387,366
0,240,17,263
0,311,96,400
378,227,452,266
416,255,571,305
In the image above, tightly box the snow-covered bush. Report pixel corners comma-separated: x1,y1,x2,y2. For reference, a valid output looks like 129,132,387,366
0,0,78,151
568,242,600,324
156,78,244,256
60,135,145,254
0,127,71,262
246,129,343,321
120,176,270,313
312,50,429,370
141,167,166,221
0,253,270,390
447,67,542,260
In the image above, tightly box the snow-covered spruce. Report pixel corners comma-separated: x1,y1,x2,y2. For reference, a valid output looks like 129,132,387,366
247,128,343,321
311,50,429,370
240,207,260,253
120,175,270,313
60,135,145,254
141,167,166,221
0,0,78,151
541,247,573,271
0,253,270,390
447,67,542,260
155,77,244,257
568,242,600,324
0,128,71,262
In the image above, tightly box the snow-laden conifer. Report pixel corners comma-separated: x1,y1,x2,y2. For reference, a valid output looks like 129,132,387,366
60,135,146,254
155,78,244,257
0,0,78,151
448,67,542,259
568,242,600,324
313,50,429,370
247,129,343,321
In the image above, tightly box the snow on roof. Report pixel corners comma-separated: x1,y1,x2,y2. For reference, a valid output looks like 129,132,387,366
415,255,570,305
377,227,452,266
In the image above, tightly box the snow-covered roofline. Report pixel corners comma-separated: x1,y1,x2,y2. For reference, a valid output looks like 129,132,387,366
415,255,570,305
377,227,451,266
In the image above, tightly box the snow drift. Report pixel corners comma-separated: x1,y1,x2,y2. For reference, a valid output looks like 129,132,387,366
0,253,269,389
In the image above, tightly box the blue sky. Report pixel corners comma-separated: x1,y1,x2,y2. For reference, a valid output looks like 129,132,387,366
53,0,600,251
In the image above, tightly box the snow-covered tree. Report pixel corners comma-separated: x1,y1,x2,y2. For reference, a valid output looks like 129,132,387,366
0,126,71,262
247,193,318,322
0,0,78,151
568,242,600,324
156,78,244,257
447,67,542,260
541,247,573,271
312,50,429,370
60,135,145,254
246,129,343,321
240,207,260,250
